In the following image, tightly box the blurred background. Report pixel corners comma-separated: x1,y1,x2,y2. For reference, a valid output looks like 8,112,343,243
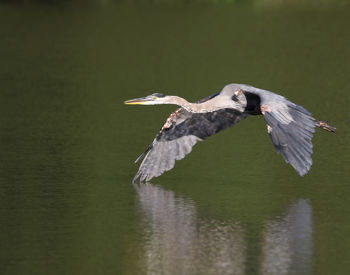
0,0,349,274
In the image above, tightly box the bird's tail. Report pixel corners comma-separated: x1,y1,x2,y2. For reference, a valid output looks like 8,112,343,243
316,121,336,132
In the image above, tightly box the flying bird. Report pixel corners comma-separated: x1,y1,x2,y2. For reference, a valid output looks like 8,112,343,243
124,83,335,183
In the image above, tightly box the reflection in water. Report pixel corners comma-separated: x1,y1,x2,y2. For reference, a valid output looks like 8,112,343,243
135,184,312,275
135,184,245,275
261,200,313,275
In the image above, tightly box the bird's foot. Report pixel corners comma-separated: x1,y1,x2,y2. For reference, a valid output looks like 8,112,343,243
316,121,336,132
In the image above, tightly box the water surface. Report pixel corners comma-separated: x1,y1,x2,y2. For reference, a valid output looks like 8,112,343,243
0,1,349,274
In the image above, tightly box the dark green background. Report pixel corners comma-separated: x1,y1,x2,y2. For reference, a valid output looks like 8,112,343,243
0,1,349,274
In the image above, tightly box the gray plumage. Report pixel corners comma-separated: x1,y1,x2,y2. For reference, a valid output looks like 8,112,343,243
125,83,335,182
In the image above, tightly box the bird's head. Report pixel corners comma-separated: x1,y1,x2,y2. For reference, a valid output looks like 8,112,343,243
124,93,168,105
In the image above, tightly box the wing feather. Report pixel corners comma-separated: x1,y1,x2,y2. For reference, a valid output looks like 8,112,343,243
250,89,316,176
133,108,246,182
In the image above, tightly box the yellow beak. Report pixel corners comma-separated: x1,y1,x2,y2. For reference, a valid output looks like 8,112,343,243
124,96,154,105
124,100,144,105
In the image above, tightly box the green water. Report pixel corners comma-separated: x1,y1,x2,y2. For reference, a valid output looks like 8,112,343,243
0,1,349,274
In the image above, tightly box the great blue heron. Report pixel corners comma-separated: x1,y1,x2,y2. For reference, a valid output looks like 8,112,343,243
125,83,335,183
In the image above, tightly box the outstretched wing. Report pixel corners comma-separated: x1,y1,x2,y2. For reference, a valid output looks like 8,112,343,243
133,107,247,182
243,86,316,176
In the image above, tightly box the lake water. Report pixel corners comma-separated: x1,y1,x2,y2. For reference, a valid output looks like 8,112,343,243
0,1,349,274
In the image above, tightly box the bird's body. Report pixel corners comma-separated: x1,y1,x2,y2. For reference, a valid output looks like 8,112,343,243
125,84,335,182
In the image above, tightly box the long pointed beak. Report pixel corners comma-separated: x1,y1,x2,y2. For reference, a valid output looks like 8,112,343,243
124,96,151,105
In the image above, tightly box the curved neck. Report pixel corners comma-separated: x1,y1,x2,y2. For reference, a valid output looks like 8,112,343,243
164,95,245,113
165,96,212,113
